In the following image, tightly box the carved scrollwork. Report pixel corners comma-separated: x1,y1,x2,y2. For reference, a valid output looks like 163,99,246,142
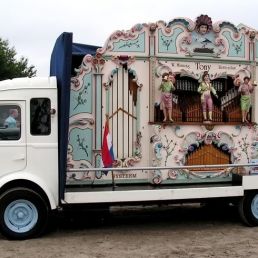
71,54,93,91
167,17,195,32
98,23,147,53
155,62,173,77
111,55,135,68
213,21,239,35
112,131,142,168
69,118,94,127
103,69,118,90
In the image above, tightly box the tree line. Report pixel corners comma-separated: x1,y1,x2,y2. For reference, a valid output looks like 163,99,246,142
0,38,36,81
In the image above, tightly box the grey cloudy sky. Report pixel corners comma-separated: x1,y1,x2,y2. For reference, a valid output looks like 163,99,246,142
1,0,258,76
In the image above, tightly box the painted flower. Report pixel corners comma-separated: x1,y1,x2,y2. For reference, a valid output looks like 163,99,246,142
96,52,102,59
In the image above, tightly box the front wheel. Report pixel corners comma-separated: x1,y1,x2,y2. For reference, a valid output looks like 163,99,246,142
238,191,258,226
0,187,49,240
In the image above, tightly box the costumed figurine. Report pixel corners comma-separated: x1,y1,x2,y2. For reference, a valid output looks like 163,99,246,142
234,75,256,123
198,71,218,122
159,72,176,122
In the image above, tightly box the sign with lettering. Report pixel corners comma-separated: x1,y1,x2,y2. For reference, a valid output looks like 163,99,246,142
158,61,251,79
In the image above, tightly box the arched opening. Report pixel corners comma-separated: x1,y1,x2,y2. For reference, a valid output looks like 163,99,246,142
154,75,244,123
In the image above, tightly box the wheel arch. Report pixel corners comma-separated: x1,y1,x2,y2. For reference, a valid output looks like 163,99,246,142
0,179,57,210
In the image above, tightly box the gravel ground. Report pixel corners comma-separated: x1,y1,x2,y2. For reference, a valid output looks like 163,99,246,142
0,203,257,258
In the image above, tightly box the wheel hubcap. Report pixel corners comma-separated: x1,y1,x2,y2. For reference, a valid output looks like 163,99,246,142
251,194,258,219
4,199,38,233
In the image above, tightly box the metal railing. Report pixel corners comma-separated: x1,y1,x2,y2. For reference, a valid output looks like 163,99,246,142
67,163,258,188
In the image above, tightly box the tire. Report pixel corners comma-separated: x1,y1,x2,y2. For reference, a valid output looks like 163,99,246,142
238,191,258,226
0,187,49,240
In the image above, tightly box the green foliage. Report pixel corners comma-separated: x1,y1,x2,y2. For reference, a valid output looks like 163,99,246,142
0,38,36,80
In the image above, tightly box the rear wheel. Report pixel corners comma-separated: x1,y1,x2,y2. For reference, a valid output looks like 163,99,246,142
0,187,49,239
238,191,258,226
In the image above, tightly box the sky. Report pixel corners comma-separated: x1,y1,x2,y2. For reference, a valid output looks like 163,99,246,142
1,0,258,76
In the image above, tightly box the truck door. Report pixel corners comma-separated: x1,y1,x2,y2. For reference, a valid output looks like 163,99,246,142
0,102,26,173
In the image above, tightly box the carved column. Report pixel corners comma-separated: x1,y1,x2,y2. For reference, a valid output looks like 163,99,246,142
249,31,257,122
149,23,157,122
92,53,105,167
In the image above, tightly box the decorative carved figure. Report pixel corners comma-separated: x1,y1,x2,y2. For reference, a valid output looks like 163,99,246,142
198,71,218,122
159,72,176,122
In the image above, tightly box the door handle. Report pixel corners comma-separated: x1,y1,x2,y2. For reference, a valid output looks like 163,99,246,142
13,154,25,161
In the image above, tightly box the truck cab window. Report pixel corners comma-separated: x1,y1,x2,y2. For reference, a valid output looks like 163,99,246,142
0,105,21,140
30,98,51,135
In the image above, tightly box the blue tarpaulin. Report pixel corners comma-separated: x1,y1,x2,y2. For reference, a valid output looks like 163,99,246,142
50,32,99,200
72,42,99,56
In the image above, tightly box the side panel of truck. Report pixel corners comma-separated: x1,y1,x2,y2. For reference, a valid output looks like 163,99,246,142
65,15,258,189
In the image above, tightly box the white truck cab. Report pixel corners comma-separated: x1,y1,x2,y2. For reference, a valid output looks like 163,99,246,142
0,77,59,239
